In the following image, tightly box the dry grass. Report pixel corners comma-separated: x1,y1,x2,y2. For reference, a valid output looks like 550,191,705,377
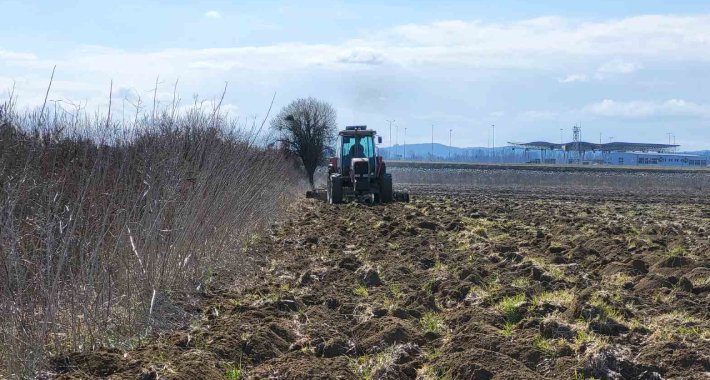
0,96,306,378
531,290,574,308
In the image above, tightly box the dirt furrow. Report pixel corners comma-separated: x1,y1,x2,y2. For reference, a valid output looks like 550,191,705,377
50,188,710,380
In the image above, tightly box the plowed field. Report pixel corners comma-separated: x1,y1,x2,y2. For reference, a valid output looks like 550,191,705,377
50,186,710,380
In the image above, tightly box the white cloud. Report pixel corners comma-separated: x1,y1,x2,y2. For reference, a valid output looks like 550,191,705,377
412,111,477,124
5,13,710,147
380,15,710,68
519,110,559,121
337,49,386,65
189,61,242,70
558,74,589,83
205,11,221,19
583,99,710,118
76,45,125,55
8,14,710,83
220,103,240,116
560,63,641,84
597,61,643,74
0,49,37,61
598,62,641,74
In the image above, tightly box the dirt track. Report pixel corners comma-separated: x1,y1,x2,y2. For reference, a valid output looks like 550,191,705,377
50,186,710,379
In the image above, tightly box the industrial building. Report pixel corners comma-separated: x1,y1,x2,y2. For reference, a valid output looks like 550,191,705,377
508,139,708,167
605,152,707,167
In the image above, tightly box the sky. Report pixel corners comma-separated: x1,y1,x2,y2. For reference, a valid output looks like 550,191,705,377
2,0,710,150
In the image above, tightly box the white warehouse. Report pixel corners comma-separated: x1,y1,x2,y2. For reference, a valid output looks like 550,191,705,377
605,152,708,167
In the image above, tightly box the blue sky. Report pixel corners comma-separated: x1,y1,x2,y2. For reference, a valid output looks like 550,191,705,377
2,0,710,149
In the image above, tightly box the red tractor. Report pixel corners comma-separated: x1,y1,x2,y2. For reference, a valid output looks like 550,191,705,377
325,125,407,204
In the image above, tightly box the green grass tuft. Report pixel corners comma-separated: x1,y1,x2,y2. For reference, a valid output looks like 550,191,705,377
666,245,689,258
500,322,515,337
496,294,526,324
420,311,446,333
532,334,553,353
354,286,369,298
225,361,243,380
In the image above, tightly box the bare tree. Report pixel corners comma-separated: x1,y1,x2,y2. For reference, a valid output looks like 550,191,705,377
271,97,337,187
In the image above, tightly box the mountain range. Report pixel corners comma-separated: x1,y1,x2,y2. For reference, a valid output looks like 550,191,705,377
378,143,710,161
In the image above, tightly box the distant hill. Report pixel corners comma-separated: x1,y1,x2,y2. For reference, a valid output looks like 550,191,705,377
378,144,710,161
682,150,710,156
379,143,500,160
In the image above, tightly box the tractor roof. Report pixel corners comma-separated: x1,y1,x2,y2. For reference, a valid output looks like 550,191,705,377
339,125,377,136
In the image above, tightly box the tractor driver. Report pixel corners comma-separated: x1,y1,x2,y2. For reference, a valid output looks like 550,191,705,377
348,139,367,159
344,139,366,168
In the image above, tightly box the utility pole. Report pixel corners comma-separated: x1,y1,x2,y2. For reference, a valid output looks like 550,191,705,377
599,133,604,162
609,136,613,143
395,125,399,160
487,129,490,160
431,125,434,161
387,119,395,152
449,129,452,161
667,132,672,145
492,124,495,162
560,128,563,145
404,128,407,160
673,134,676,153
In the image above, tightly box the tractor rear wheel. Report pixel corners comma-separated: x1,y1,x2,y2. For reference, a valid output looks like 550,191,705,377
328,175,343,204
380,174,393,203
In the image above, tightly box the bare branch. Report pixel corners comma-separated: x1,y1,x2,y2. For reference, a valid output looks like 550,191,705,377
106,79,113,129
249,92,277,147
211,81,228,127
152,76,159,127
39,65,57,124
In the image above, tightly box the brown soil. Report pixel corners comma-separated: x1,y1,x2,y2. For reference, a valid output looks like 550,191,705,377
49,186,710,380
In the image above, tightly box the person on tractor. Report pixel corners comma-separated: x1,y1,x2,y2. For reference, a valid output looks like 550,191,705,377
317,125,407,204
342,138,367,173
348,139,367,159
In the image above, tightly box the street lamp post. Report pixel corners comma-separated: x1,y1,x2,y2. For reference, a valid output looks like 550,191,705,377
395,125,399,160
449,129,452,161
387,119,395,153
673,134,676,152
487,129,490,161
431,125,434,161
492,124,495,162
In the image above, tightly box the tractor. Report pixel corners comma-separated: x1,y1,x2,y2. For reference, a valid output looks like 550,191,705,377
323,125,408,204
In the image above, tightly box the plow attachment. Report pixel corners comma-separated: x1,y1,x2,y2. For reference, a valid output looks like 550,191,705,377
306,188,409,203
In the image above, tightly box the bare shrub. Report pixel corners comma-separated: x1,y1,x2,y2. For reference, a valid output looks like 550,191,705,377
0,97,306,378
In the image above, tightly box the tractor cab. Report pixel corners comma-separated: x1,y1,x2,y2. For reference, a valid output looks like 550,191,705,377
326,125,392,204
335,126,380,177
